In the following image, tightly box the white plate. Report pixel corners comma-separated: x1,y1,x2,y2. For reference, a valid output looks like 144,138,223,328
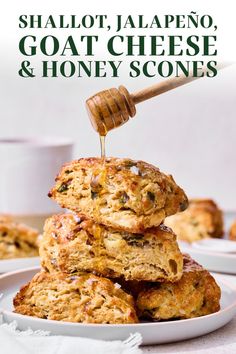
0,257,40,274
0,268,236,345
179,241,236,275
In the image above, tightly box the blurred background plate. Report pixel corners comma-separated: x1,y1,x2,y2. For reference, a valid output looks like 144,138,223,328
179,242,236,275
179,211,236,274
0,257,40,274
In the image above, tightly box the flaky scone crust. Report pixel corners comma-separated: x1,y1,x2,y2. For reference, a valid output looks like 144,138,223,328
13,271,138,324
49,158,188,233
0,217,39,259
131,254,221,320
165,199,224,242
40,213,183,282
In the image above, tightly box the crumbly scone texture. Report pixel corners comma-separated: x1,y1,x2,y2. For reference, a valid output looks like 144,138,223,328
13,271,138,324
131,254,221,320
0,218,39,259
165,198,224,242
40,213,183,282
48,158,188,233
229,220,236,241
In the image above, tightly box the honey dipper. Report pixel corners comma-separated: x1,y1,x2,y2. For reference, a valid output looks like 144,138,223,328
86,63,231,136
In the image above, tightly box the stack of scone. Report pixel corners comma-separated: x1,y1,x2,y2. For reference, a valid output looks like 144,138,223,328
14,158,221,323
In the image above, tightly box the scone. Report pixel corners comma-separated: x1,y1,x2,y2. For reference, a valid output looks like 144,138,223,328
48,157,188,233
0,219,39,259
165,199,224,242
130,254,221,320
13,271,138,324
229,220,236,241
40,213,183,282
0,214,13,223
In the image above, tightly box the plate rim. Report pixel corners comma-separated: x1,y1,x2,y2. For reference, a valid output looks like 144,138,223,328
1,267,236,329
0,257,40,264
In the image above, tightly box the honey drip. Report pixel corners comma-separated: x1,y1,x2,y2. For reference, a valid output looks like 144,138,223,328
100,135,106,158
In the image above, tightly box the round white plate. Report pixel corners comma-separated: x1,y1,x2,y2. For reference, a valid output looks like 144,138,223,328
0,257,40,274
0,268,236,345
179,241,236,275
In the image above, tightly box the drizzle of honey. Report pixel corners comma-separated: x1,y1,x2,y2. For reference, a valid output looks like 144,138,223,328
92,135,107,222
100,135,106,158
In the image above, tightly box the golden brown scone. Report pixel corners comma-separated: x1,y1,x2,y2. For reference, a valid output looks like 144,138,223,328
40,213,183,282
128,254,221,320
0,220,39,259
13,271,138,324
229,220,236,241
0,214,13,223
48,157,188,233
165,199,224,242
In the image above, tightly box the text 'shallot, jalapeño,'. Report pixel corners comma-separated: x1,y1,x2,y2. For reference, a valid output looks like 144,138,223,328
19,13,217,31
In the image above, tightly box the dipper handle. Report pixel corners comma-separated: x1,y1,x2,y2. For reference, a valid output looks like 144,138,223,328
131,75,197,104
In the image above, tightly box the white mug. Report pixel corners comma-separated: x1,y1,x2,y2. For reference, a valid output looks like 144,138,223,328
0,137,73,230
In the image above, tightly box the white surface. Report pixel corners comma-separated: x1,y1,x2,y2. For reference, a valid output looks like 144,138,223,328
144,317,236,354
0,268,236,345
0,1,236,210
0,258,40,274
0,138,73,214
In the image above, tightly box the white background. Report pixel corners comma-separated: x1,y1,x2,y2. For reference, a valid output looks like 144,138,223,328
0,0,235,210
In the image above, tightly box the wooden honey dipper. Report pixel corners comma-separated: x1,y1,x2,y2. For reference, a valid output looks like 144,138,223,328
86,63,231,136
